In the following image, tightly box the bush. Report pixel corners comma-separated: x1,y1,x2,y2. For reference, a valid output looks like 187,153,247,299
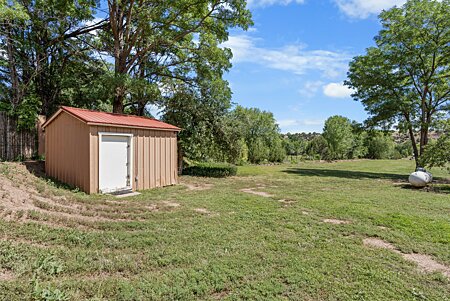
365,132,396,159
182,162,237,178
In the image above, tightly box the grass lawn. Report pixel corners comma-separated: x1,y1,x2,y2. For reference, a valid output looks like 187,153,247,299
0,159,449,300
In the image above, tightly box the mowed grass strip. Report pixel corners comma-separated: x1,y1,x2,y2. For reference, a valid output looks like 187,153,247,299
0,160,449,300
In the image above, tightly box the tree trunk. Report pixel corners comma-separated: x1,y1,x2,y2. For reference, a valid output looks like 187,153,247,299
113,88,125,113
405,113,419,168
5,22,20,111
136,65,146,116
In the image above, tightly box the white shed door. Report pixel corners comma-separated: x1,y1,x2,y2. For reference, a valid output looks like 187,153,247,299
99,135,131,193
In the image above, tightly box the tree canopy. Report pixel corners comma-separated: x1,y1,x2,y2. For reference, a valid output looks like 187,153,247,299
322,115,354,160
345,0,450,167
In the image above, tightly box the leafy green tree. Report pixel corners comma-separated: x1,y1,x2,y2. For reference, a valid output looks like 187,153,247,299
322,115,354,160
103,0,252,113
347,121,368,159
346,0,450,167
248,138,270,164
365,132,396,159
269,136,286,162
306,135,328,160
422,120,450,171
0,0,107,127
394,141,413,159
162,75,232,162
225,106,285,164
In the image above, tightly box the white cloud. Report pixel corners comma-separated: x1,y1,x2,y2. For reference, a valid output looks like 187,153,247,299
277,118,324,133
323,82,353,98
299,80,324,98
247,0,305,8
278,119,323,127
222,35,350,78
334,0,406,18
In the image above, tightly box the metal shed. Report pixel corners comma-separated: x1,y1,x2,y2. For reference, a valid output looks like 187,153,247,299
42,106,181,194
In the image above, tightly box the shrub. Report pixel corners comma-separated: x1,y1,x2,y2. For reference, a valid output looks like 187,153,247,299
365,132,396,159
182,162,237,178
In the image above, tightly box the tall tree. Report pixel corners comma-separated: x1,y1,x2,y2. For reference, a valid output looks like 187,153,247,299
0,0,108,123
322,115,354,160
103,0,251,113
225,106,285,164
345,0,450,167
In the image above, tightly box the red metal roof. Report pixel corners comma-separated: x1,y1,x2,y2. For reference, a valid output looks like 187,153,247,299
44,106,180,131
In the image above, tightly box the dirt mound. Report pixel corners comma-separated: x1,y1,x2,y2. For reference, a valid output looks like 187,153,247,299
0,163,180,228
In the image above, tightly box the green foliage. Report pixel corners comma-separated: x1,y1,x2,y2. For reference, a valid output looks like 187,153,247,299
365,132,396,159
0,0,29,21
345,0,450,165
182,162,237,178
32,283,68,301
223,106,285,164
248,138,270,164
268,137,286,162
323,116,354,160
282,119,412,161
422,121,450,171
395,141,413,159
102,0,252,113
33,255,64,277
163,76,232,162
305,135,329,160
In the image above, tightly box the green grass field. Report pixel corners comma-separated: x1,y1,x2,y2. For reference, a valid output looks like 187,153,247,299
0,160,449,300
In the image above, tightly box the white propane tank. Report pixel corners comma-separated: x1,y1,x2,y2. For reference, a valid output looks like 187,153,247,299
409,169,433,187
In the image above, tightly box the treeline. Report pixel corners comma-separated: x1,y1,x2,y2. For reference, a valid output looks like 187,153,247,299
170,105,286,165
0,0,252,127
181,111,416,166
283,116,412,162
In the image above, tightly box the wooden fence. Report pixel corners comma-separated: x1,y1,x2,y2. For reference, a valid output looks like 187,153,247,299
0,112,39,161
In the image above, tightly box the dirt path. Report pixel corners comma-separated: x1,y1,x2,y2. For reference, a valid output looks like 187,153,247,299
363,238,450,279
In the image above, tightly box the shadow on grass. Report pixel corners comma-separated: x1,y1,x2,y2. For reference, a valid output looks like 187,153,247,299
398,184,450,195
283,168,408,181
283,168,450,194
284,168,449,182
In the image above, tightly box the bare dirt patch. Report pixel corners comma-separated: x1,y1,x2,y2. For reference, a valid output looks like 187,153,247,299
161,201,181,208
363,237,450,279
363,238,397,251
0,269,15,281
278,199,297,208
302,211,310,215
377,226,389,230
403,254,450,277
323,219,351,225
183,183,214,191
0,163,175,227
240,188,274,198
193,208,218,216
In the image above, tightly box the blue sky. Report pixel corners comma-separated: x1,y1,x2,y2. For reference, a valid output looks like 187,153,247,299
222,0,407,133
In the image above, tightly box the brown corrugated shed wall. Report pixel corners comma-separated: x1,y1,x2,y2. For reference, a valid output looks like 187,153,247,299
45,111,91,192
88,126,178,194
45,111,178,194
